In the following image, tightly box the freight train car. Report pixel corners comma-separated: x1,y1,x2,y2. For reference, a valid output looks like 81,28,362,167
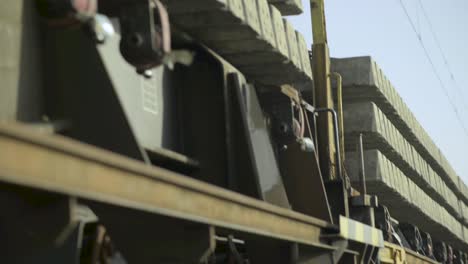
0,0,465,263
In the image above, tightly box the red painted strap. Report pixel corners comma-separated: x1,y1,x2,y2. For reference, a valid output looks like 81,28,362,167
153,0,171,53
73,0,97,15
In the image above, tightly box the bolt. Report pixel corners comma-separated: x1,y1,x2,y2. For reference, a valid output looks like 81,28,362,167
141,69,153,78
129,33,144,47
95,32,106,43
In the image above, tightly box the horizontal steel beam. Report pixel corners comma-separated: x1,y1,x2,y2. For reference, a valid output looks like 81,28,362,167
380,242,438,264
0,122,333,247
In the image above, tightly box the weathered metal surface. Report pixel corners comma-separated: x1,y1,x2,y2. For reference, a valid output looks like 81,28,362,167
86,206,217,263
0,122,332,247
233,80,291,209
278,141,333,223
380,242,438,264
0,0,43,122
0,190,97,263
311,0,337,180
43,27,151,163
118,0,171,72
339,216,384,248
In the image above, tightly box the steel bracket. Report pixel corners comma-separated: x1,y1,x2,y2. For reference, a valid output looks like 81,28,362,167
118,0,171,74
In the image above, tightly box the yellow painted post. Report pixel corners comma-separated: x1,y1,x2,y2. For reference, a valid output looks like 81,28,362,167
310,0,337,180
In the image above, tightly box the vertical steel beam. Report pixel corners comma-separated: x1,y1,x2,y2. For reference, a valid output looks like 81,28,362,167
331,72,345,165
310,0,337,180
310,0,349,225
358,133,367,195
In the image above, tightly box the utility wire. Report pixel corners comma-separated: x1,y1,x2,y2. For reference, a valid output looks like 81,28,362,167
417,0,468,110
397,0,468,138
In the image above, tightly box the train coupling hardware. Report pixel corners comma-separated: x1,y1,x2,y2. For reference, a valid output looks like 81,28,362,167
279,85,317,153
36,0,194,78
211,235,249,264
113,0,194,77
36,0,114,43
117,0,171,76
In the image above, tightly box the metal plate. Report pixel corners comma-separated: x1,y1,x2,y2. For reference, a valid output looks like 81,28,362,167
234,82,291,209
278,141,333,223
97,33,178,152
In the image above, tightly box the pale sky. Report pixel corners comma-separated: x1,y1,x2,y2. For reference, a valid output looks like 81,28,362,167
289,0,468,184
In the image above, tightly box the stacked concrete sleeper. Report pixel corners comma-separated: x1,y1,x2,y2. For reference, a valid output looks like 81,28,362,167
332,56,465,200
163,0,312,86
344,102,460,219
165,0,303,17
333,57,468,249
346,150,464,247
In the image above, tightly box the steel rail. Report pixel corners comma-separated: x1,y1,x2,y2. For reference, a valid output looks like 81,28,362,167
0,122,334,248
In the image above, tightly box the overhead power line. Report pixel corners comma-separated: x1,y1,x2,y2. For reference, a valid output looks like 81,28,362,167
397,0,468,138
417,0,468,111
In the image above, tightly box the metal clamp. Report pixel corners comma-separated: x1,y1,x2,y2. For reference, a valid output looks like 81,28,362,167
227,235,244,264
313,108,342,180
119,0,171,76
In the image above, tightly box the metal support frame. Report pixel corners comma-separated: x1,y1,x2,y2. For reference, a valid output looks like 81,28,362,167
263,87,333,223
330,72,345,166
0,123,335,260
357,133,367,195
310,0,337,181
313,108,342,180
309,0,352,229
0,188,98,263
